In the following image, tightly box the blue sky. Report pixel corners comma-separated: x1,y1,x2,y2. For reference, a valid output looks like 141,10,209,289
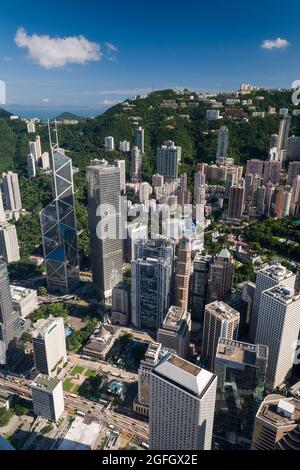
1,0,300,115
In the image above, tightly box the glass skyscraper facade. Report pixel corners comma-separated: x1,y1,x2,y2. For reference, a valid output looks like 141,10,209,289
213,338,268,449
40,148,80,293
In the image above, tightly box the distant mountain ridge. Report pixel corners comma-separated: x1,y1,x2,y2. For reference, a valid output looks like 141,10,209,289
0,107,12,119
53,112,84,121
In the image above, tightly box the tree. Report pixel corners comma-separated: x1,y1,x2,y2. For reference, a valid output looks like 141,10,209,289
0,407,13,427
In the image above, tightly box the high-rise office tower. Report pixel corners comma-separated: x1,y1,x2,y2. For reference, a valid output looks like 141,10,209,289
131,257,172,330
252,395,300,450
277,116,291,155
0,191,6,224
174,237,191,310
191,253,211,323
31,374,65,422
27,153,36,178
246,159,264,178
126,222,147,262
152,173,164,188
1,171,22,212
256,185,266,216
256,284,300,391
0,223,20,263
114,159,126,194
216,126,230,164
286,136,300,161
111,282,130,326
290,175,300,216
157,141,181,180
214,338,268,449
250,263,295,343
287,161,300,186
207,248,234,303
135,126,144,153
149,353,217,450
193,170,206,205
86,159,123,300
131,146,142,183
227,183,245,220
40,145,80,294
157,305,191,358
202,301,239,370
104,136,114,150
135,342,164,416
263,160,281,186
135,238,175,264
32,316,67,376
0,261,22,362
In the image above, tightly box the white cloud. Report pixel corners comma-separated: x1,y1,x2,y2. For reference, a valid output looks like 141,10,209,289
14,27,102,68
42,98,49,102
3,55,13,62
260,37,290,50
105,42,118,53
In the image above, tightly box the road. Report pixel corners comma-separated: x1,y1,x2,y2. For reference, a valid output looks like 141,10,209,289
0,376,149,445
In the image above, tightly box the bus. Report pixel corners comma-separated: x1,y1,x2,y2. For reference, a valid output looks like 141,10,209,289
70,393,77,398
142,442,149,449
76,410,85,417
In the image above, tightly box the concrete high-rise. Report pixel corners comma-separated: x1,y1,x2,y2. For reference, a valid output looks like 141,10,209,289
40,147,80,293
252,395,300,450
0,223,20,263
131,146,142,183
277,116,291,159
134,342,164,416
1,171,22,212
111,282,130,326
255,284,300,391
149,353,217,450
126,222,147,262
31,374,65,422
287,136,300,161
290,175,300,216
87,159,123,300
207,248,234,303
174,237,191,310
157,305,191,358
131,257,172,331
287,161,300,186
250,263,295,343
157,141,181,180
32,316,67,376
0,261,22,363
214,338,268,449
135,126,144,153
104,136,114,150
216,126,230,164
263,160,281,186
27,153,36,178
202,301,239,370
114,159,126,194
191,253,211,323
246,159,264,177
228,183,245,220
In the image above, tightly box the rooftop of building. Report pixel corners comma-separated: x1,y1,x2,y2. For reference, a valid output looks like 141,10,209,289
160,305,189,332
31,374,61,392
264,285,300,305
153,353,216,397
10,285,36,301
259,262,293,281
32,315,61,338
216,338,268,365
205,301,240,321
57,415,101,451
257,395,300,428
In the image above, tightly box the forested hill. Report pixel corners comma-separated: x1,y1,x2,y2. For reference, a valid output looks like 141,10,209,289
0,87,299,180
0,87,299,268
